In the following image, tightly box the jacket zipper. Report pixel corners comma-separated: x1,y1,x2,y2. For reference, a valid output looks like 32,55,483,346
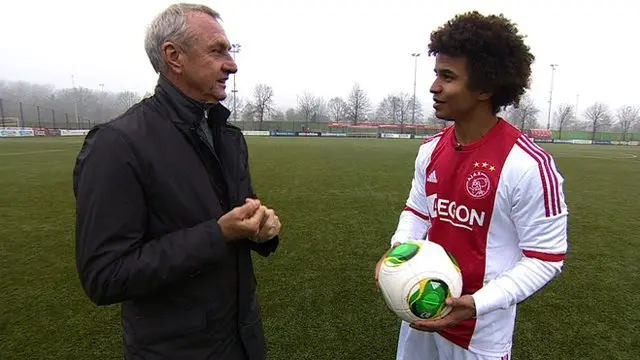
197,106,234,207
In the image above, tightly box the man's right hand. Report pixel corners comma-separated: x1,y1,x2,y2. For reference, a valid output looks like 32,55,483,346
375,242,401,289
218,199,267,241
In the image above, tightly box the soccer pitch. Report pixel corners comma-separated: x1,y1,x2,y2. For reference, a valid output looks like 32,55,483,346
1,136,638,359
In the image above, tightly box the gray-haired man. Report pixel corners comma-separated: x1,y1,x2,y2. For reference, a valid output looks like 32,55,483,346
73,3,281,359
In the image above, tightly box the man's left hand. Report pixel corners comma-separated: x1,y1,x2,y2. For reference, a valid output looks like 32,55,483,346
410,295,476,332
251,204,281,243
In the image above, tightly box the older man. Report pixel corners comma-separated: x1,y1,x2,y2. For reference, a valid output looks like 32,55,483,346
73,3,281,359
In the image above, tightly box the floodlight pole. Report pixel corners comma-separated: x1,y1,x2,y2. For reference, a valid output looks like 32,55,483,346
230,44,242,124
72,74,79,128
546,64,558,129
411,53,421,126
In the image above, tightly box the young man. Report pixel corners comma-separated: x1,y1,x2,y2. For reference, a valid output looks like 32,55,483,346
376,11,569,360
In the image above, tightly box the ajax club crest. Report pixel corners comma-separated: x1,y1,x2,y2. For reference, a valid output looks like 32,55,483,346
465,161,495,199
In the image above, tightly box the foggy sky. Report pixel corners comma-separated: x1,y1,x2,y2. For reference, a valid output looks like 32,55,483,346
1,0,637,116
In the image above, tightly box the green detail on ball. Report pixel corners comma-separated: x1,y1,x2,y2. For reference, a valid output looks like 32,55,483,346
408,279,449,319
385,242,421,265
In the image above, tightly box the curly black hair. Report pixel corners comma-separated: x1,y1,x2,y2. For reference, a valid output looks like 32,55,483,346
428,11,535,114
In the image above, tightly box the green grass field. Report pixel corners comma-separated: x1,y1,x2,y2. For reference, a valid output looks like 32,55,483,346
1,136,639,359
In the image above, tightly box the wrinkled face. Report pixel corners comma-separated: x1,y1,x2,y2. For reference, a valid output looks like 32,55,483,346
164,12,237,103
429,53,485,122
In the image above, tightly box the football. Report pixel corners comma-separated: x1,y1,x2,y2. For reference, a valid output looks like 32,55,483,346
377,240,463,323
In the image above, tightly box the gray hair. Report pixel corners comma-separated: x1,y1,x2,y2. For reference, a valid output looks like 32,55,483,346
144,3,220,73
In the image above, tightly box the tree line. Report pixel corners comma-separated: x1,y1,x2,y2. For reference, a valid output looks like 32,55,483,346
225,84,639,140
0,79,426,129
499,93,640,140
220,82,425,130
1,78,638,140
0,79,146,125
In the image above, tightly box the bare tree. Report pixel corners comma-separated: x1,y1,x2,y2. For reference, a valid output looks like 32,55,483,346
396,93,413,124
426,109,439,125
285,108,300,122
376,93,423,129
502,94,539,130
346,83,371,124
0,80,55,105
271,109,285,122
221,96,245,122
425,109,450,128
56,87,105,123
116,91,142,112
297,91,322,125
409,95,424,123
245,84,274,129
376,94,402,124
241,103,254,122
616,105,640,141
327,97,347,122
0,78,146,127
584,102,612,140
235,97,246,121
633,120,640,133
553,103,575,139
315,98,327,121
409,94,424,124
568,119,589,131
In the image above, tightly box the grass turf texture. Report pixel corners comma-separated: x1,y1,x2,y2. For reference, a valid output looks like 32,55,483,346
1,136,638,359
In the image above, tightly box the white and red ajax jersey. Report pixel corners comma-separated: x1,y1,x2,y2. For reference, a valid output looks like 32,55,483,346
392,119,568,357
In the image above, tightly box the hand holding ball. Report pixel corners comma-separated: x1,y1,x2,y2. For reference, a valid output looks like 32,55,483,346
377,240,463,323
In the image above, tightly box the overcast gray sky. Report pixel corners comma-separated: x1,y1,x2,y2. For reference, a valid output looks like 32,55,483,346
1,0,637,116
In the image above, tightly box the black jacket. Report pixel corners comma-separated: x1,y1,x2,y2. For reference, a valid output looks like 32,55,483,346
73,75,279,360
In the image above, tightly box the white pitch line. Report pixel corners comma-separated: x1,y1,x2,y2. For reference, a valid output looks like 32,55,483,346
0,149,66,156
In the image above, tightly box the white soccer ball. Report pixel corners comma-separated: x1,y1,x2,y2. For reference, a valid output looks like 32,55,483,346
378,240,463,323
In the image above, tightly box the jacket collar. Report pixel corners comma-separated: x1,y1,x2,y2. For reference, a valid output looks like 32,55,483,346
154,73,231,128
